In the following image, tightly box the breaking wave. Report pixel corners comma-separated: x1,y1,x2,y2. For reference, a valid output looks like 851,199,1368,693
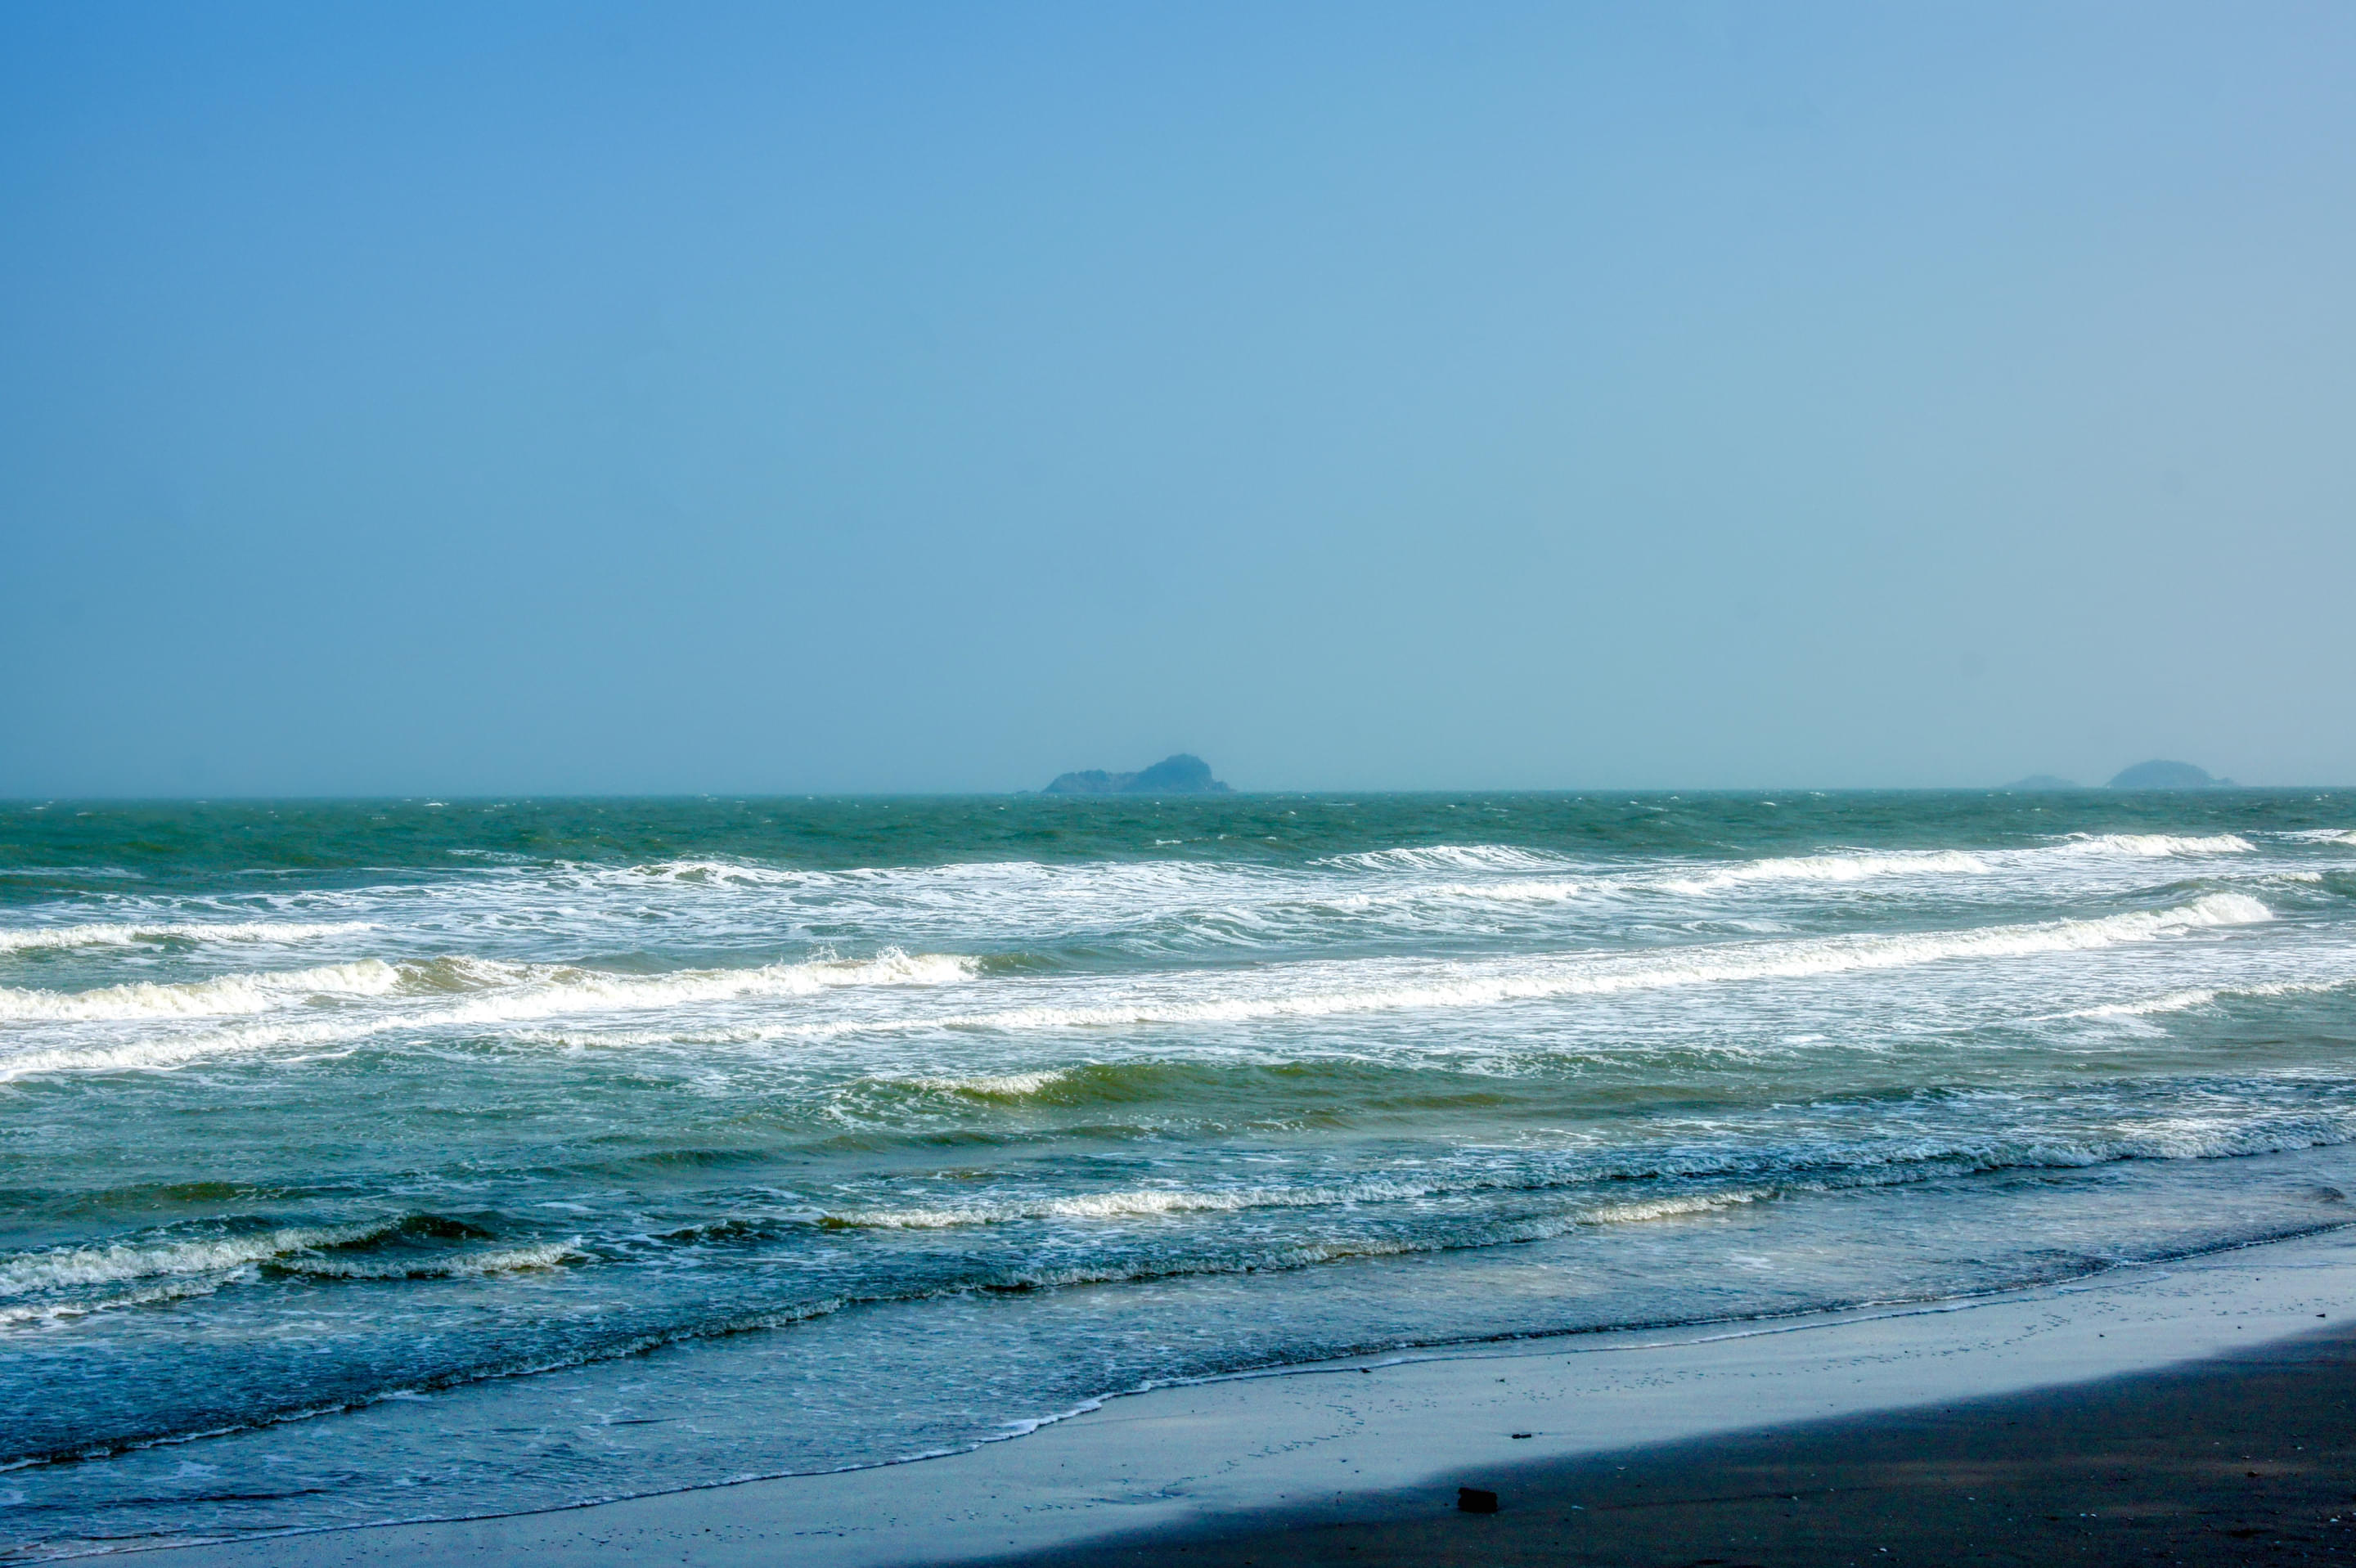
1650,850,1993,895
0,960,403,1022
2066,833,2254,857
0,948,981,1081
0,1221,397,1297
0,1216,577,1323
2062,975,2356,1021
770,892,2274,1043
0,921,374,955
1315,844,1584,874
264,1242,582,1281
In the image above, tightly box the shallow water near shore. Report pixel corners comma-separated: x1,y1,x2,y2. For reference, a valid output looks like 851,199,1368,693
2,789,2354,1557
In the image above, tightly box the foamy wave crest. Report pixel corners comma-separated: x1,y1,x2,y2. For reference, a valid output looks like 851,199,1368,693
830,1174,1515,1229
2068,833,2255,857
0,960,402,1022
628,859,816,887
265,1242,582,1280
2063,975,2356,1021
1315,845,1581,874
892,1070,1075,1100
781,1103,2356,1246
0,1277,223,1328
773,893,2273,1043
692,1166,1714,1242
1652,850,1993,895
408,948,978,1025
0,1222,389,1297
1417,878,1588,905
0,949,980,1081
0,920,374,955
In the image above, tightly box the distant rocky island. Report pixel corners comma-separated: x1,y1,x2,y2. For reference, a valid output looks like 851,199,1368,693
2107,759,2236,789
1041,754,1231,795
2001,761,2237,790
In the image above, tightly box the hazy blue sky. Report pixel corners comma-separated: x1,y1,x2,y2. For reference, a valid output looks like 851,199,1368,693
4,2,2352,795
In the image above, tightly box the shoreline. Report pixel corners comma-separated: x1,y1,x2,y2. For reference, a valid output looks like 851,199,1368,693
115,1223,2356,1566
1009,1315,2356,1566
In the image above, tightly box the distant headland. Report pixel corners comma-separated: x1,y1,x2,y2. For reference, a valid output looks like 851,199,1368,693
1041,754,1232,795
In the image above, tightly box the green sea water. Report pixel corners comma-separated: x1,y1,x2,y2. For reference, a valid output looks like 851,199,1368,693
3,790,2354,1556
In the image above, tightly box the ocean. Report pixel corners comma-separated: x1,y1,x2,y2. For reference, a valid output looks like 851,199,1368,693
3,790,2354,1557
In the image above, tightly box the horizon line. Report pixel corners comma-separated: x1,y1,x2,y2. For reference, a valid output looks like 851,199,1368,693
2,783,2342,806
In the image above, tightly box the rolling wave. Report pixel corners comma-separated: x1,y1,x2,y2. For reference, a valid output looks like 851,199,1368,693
0,1215,576,1321
1649,850,1993,895
5,892,2268,1086
35,829,2291,991
0,948,981,1081
264,1242,582,1281
1314,845,1584,874
0,960,403,1022
2061,975,2356,1021
0,1221,395,1297
0,920,374,955
2067,833,2255,856
764,892,2274,1043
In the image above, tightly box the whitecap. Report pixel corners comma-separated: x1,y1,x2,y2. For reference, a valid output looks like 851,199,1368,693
0,960,404,1022
0,920,374,955
2066,833,2255,857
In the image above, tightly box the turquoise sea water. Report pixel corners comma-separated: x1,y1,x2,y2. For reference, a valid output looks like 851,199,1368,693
4,791,2355,1557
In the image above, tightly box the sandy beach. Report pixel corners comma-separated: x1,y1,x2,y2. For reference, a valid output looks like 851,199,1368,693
124,1224,2356,1567
1015,1293,2356,1567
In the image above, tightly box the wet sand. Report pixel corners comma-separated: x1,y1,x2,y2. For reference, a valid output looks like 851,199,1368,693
137,1230,2356,1568
1005,1322,2356,1566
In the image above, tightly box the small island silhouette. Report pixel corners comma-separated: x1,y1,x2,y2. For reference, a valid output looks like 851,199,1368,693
1042,754,1231,795
2108,760,2235,789
2003,762,2237,790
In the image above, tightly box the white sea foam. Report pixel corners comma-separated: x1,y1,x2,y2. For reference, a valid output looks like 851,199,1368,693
830,1174,1512,1229
1296,833,2266,917
0,895,2275,1081
1650,850,1993,895
0,1222,390,1297
407,949,978,1025
268,1242,582,1280
2066,833,2255,857
2064,975,2356,1021
790,1106,2356,1245
0,949,979,1081
0,960,403,1022
1416,878,1589,905
1315,845,1582,874
766,892,2275,1044
893,1070,1075,1099
306,892,2289,1069
629,860,820,887
0,1276,223,1328
0,920,374,955
97,827,2284,989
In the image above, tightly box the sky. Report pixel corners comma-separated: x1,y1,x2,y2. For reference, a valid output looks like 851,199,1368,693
3,2,2352,796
